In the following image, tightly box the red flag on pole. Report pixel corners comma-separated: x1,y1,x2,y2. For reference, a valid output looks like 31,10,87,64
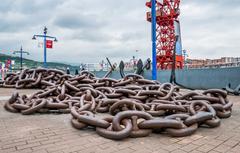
46,40,53,49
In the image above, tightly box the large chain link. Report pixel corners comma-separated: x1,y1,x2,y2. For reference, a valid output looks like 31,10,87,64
2,68,233,140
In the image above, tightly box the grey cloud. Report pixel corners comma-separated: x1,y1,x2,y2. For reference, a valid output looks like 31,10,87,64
0,0,15,12
181,0,240,59
0,12,30,32
1,0,64,14
54,13,104,29
70,30,111,42
0,1,64,32
0,0,240,64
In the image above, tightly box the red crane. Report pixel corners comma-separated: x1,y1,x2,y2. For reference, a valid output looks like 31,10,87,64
146,0,183,70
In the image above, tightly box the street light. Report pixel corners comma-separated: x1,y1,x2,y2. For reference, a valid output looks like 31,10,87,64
13,46,30,70
54,37,58,42
32,26,58,68
32,35,37,40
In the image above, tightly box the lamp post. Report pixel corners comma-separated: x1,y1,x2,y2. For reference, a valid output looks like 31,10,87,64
13,46,30,70
32,27,57,68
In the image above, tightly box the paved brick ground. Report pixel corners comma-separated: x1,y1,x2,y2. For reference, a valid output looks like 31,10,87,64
0,88,240,153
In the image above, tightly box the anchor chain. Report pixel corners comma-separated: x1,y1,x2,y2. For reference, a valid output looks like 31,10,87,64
2,68,233,140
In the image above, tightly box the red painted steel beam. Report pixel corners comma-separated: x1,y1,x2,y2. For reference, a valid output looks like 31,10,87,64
146,0,183,70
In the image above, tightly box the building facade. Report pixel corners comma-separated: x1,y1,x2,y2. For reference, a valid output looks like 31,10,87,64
186,57,240,69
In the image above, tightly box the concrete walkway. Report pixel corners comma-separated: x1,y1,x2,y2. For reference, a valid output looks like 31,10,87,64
0,88,240,153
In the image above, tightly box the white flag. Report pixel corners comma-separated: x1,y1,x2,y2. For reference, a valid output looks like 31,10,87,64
38,41,43,48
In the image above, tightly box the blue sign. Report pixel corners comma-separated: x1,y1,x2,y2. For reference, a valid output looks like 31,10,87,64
175,41,182,55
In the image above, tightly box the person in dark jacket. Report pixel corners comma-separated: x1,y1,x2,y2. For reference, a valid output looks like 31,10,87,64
66,67,70,74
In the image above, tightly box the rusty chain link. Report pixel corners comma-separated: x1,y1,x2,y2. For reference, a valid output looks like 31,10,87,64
1,68,233,140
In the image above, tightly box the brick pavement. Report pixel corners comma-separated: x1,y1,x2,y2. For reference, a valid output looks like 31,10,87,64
0,88,240,153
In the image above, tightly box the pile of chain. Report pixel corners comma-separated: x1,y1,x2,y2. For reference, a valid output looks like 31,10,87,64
0,68,67,89
2,69,233,140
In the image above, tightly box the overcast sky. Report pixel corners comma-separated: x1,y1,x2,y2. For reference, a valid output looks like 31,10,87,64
0,0,240,64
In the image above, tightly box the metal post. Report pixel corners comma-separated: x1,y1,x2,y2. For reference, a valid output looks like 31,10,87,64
32,27,57,68
44,27,47,68
13,46,29,70
183,50,186,69
170,36,178,83
151,0,157,80
20,46,23,70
